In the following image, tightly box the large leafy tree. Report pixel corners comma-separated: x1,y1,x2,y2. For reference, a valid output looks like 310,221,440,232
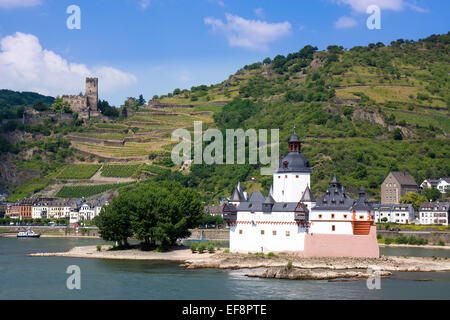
51,97,72,114
422,187,442,202
95,194,134,247
399,192,428,211
96,181,203,250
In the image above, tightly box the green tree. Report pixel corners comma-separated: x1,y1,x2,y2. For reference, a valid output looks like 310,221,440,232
393,128,403,140
399,192,427,211
96,181,203,251
51,96,72,114
138,94,146,106
422,188,441,202
95,195,134,247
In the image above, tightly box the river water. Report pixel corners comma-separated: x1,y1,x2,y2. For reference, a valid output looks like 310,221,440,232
0,237,449,300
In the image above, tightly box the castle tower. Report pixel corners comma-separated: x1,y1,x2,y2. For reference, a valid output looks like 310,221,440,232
85,77,98,111
273,127,311,203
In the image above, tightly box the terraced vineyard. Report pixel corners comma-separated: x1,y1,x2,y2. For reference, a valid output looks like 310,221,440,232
68,103,221,161
56,183,133,198
101,164,140,178
57,164,101,179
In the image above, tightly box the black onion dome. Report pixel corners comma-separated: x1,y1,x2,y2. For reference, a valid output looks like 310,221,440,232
288,133,300,143
276,152,311,173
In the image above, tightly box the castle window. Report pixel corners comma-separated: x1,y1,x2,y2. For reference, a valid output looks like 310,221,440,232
296,175,299,178
344,214,347,219
332,225,335,232
261,230,265,235
331,214,335,219
286,231,290,237
318,214,322,219
359,216,364,219
239,230,243,234
272,231,276,236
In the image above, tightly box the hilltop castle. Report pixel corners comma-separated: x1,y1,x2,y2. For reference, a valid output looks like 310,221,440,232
223,130,379,258
62,77,100,119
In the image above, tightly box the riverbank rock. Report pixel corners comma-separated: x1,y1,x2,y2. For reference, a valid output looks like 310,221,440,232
245,267,392,280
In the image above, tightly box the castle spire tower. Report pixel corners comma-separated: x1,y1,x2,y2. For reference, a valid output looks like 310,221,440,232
272,127,311,203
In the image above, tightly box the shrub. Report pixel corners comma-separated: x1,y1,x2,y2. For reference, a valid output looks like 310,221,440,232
267,252,275,259
96,245,102,252
384,237,393,245
437,240,445,246
190,242,198,253
395,235,408,244
198,242,207,254
285,260,293,271
207,243,215,254
223,249,230,254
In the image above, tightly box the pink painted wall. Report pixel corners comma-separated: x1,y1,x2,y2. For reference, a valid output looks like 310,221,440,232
301,225,379,258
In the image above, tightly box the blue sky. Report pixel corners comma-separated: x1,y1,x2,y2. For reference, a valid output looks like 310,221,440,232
0,0,448,106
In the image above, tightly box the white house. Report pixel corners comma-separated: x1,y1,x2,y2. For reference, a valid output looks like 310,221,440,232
223,131,379,258
69,208,80,224
78,199,108,222
31,201,50,219
374,203,415,224
419,202,449,225
437,178,450,194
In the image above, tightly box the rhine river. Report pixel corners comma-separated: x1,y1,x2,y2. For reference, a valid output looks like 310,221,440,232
0,237,449,300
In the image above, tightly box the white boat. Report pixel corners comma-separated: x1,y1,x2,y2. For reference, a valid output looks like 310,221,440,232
17,229,40,238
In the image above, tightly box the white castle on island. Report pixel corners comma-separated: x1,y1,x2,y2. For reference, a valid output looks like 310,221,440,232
223,130,379,258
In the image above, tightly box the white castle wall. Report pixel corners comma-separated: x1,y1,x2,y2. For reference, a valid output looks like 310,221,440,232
309,209,353,235
272,172,310,203
229,211,306,253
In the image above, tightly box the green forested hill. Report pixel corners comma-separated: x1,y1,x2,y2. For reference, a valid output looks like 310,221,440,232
0,89,54,121
167,32,450,201
1,32,449,203
0,89,54,107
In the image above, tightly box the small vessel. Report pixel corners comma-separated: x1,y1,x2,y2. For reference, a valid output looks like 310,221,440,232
17,229,40,238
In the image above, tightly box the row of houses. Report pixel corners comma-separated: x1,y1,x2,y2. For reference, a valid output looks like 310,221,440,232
381,172,449,205
4,197,109,224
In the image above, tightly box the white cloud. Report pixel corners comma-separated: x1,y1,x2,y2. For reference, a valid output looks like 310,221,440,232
207,0,225,7
204,13,292,51
332,0,404,12
139,0,151,10
0,32,136,97
334,16,358,29
254,8,264,18
406,2,429,13
0,0,40,8
332,0,426,13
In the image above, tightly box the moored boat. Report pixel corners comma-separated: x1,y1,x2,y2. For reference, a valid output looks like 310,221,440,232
17,229,40,238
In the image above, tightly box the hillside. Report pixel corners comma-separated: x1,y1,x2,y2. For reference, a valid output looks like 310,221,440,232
0,90,54,120
1,32,449,203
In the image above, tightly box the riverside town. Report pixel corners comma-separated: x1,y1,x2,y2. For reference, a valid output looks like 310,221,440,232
0,0,449,306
